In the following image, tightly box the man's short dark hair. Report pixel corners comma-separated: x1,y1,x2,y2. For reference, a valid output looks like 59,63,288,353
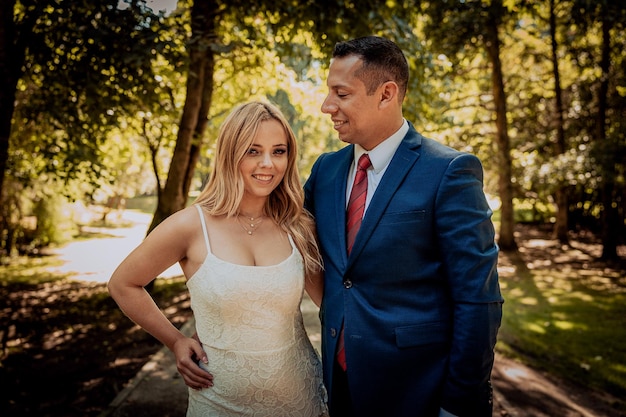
333,36,409,100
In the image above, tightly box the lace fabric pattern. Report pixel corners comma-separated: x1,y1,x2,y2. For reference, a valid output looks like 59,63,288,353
186,206,328,416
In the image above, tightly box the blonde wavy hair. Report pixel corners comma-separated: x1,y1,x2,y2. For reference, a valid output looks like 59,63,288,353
194,101,322,277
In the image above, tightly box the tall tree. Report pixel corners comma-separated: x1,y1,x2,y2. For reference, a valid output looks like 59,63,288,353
594,3,622,260
0,0,24,210
421,0,517,250
548,0,570,243
147,0,217,233
571,0,626,260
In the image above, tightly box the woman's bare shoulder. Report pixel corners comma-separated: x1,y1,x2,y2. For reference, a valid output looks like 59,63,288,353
150,205,205,237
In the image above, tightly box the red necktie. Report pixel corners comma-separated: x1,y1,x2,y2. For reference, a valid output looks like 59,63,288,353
346,154,372,254
337,153,371,371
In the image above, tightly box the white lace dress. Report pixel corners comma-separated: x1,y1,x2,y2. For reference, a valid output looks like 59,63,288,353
186,206,328,417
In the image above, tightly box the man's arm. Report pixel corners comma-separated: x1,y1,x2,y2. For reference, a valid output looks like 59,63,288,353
435,153,503,416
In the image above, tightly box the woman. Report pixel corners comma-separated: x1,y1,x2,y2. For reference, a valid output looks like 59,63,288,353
108,102,328,416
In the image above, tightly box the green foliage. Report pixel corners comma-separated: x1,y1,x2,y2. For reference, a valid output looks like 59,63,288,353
31,192,77,246
513,198,556,224
0,175,86,257
421,0,511,60
416,0,626,240
4,0,626,253
12,0,175,188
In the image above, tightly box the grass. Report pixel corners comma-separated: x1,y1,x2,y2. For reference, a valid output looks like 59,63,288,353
496,238,626,408
0,255,69,284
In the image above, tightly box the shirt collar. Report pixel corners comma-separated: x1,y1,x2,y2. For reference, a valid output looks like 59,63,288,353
353,119,409,174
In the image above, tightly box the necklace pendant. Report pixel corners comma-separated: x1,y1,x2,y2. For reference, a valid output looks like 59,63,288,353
237,212,264,236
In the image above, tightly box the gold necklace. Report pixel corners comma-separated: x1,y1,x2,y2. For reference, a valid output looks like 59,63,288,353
236,213,265,235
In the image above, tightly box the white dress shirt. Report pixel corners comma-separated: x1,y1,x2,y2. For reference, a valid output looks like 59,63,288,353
346,119,409,212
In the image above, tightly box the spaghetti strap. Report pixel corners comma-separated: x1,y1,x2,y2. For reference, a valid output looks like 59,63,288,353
194,205,211,252
287,234,296,251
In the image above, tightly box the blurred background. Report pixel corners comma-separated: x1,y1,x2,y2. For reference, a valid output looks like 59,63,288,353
0,1,624,416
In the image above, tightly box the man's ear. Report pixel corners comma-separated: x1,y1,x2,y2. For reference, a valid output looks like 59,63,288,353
379,81,399,107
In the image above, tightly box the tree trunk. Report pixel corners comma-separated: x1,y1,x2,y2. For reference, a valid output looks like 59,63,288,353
485,3,516,250
147,0,218,235
597,13,618,260
0,0,20,210
549,0,569,244
183,52,215,199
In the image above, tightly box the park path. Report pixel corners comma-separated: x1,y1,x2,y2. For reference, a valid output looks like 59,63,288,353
49,209,182,283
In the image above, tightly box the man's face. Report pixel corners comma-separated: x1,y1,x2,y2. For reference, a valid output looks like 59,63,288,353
321,55,385,150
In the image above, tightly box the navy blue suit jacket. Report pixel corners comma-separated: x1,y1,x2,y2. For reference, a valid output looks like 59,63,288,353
304,125,503,417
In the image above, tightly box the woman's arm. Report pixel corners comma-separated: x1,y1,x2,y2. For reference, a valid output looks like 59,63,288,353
107,208,213,389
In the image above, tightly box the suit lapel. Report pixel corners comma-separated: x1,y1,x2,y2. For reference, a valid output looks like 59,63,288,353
347,128,422,264
332,148,354,267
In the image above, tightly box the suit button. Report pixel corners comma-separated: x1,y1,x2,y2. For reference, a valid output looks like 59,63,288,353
331,328,337,337
344,280,352,288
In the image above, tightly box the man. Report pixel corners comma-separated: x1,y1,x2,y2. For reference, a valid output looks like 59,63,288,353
304,36,503,417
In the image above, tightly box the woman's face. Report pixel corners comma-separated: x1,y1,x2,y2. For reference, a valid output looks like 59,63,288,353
239,119,289,202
